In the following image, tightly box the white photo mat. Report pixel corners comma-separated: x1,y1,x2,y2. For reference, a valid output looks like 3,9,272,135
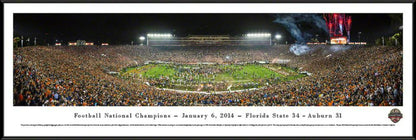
3,3,413,136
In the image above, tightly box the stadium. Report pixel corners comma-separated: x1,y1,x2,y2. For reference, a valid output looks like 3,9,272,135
13,14,403,106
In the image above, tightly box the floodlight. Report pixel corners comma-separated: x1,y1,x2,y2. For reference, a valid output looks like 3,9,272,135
139,36,145,41
146,33,173,39
246,33,271,38
275,34,282,39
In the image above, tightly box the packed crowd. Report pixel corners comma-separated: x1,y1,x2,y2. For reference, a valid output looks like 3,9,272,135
13,44,403,106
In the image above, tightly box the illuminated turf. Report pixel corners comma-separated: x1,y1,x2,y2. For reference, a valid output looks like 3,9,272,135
120,64,306,92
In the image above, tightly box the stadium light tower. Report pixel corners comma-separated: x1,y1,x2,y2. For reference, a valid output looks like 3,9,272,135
21,36,24,47
275,34,282,39
275,34,282,45
147,33,173,38
139,36,145,45
246,33,271,38
146,33,173,46
245,32,272,46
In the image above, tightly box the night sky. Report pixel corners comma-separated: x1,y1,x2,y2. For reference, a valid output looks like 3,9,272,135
14,14,402,45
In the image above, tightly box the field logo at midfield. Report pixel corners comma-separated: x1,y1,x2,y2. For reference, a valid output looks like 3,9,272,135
388,108,402,123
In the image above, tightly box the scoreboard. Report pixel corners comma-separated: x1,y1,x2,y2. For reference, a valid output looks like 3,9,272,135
330,37,347,45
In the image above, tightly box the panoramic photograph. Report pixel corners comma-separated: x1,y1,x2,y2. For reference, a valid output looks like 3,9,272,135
13,13,403,106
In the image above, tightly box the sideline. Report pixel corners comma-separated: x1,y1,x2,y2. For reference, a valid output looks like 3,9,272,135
155,86,267,94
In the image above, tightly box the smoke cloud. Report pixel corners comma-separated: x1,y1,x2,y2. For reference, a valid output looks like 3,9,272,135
273,14,328,43
290,44,311,55
289,45,352,56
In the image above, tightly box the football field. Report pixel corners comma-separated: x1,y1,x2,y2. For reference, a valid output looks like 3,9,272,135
120,63,306,92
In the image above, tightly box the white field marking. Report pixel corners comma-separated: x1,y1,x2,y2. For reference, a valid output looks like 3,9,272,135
155,86,267,94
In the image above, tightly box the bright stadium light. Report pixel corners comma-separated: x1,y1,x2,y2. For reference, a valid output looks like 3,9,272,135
275,34,282,39
147,33,173,38
246,33,271,38
139,36,145,41
245,32,272,46
275,34,282,45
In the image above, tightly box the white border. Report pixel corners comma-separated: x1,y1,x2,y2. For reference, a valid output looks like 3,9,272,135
4,3,413,136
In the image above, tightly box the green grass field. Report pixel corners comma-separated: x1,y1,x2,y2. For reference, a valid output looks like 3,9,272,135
120,63,306,91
